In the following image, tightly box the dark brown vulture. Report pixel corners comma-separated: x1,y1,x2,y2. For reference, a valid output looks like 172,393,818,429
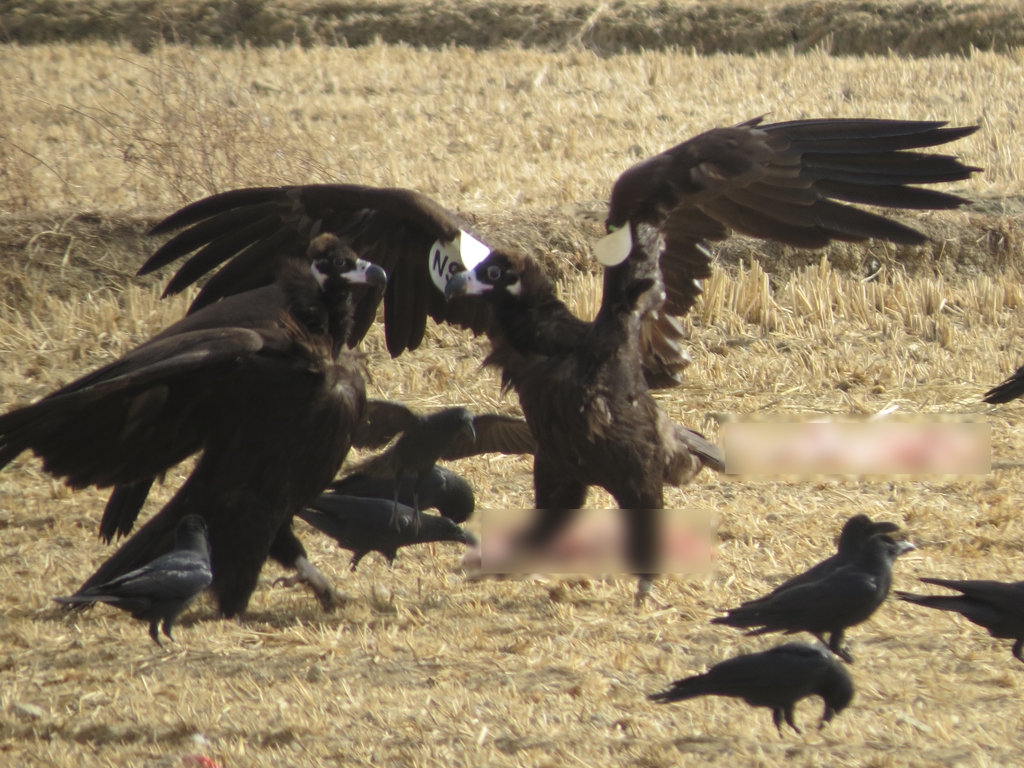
0,235,385,617
444,118,978,598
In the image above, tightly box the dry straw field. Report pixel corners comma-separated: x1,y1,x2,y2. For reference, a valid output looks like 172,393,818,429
4,36,1024,768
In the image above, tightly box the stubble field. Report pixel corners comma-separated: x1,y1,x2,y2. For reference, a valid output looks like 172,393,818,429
3,38,1024,767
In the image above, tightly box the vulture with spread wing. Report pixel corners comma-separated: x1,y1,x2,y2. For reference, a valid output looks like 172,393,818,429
0,235,385,617
445,118,977,597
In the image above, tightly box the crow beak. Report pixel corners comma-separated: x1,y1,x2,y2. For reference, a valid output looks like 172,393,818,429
459,528,479,546
343,259,388,290
896,540,917,556
444,269,491,300
462,421,477,441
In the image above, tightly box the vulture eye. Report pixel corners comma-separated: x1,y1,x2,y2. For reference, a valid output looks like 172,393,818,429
333,256,346,269
487,265,502,281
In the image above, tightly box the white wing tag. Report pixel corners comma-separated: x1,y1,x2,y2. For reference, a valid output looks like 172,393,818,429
429,230,492,291
593,224,633,266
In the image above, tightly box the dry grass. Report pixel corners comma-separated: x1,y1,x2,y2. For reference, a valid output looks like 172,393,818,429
4,257,1024,765
7,0,1024,58
0,42,1015,217
4,38,1024,767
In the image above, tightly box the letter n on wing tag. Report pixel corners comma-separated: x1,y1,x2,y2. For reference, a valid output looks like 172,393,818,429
429,230,491,291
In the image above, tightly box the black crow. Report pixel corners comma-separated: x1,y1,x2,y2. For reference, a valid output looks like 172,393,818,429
296,495,477,570
1,235,385,617
54,515,212,646
897,577,1024,663
345,402,535,529
648,642,854,734
746,514,901,603
329,467,476,524
446,118,976,600
712,534,916,662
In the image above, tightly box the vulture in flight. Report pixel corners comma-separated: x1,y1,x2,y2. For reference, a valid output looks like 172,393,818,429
128,115,979,600
0,234,385,617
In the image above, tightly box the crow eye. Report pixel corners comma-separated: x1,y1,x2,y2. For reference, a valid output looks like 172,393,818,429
487,266,502,281
333,257,346,269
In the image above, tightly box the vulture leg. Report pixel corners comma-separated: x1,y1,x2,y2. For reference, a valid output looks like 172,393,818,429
269,521,342,610
1013,638,1024,663
612,487,663,607
518,454,588,553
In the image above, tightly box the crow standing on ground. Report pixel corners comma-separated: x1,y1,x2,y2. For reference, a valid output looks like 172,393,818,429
329,467,476,524
297,495,477,570
54,515,212,646
0,235,385,616
746,514,901,603
648,642,854,734
898,577,1024,663
712,534,916,663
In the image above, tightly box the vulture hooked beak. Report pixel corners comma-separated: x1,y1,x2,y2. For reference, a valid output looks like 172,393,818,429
444,269,491,300
344,259,388,290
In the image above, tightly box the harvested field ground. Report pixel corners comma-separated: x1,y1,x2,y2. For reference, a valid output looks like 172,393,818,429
3,40,1024,767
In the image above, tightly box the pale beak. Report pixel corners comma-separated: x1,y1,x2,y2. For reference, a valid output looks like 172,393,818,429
342,259,388,290
444,269,492,300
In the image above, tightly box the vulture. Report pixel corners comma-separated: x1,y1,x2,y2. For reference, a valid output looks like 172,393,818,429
648,642,854,734
898,577,1024,663
444,118,976,597
127,116,979,600
0,234,385,617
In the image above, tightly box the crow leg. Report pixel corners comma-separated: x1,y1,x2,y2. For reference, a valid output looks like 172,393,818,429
148,620,164,648
772,708,784,733
828,630,854,664
1013,638,1024,663
162,618,177,644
